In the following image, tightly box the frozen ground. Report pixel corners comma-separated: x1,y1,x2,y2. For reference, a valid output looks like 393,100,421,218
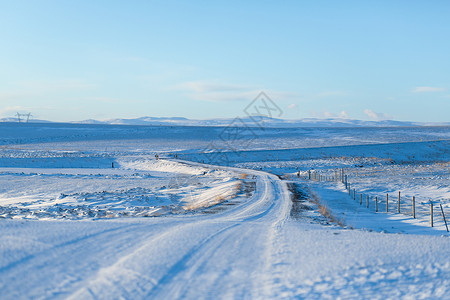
0,122,449,299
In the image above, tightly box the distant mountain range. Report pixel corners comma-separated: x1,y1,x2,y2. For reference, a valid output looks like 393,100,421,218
1,116,449,127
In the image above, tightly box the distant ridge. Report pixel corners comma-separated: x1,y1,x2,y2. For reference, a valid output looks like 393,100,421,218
1,116,449,127
74,116,450,127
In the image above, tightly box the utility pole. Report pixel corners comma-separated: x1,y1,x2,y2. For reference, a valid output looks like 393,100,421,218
16,112,32,123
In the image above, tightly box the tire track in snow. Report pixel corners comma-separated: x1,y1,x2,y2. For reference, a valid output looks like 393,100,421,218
0,223,140,274
65,220,223,299
1,221,193,299
146,222,242,298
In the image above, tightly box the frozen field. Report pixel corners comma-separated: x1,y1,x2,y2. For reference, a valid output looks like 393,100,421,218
0,122,449,299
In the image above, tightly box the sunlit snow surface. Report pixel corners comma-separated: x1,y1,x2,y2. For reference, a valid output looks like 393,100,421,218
0,122,449,299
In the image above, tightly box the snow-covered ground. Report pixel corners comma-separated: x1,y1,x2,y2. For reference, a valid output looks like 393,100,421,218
0,123,449,299
0,158,244,219
234,141,450,234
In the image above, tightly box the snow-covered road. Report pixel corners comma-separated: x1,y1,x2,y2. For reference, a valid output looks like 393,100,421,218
68,166,292,299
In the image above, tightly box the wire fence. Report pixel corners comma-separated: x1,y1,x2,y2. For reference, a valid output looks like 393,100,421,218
298,168,449,232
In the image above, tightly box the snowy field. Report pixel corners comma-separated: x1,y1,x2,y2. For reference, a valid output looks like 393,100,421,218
0,122,449,299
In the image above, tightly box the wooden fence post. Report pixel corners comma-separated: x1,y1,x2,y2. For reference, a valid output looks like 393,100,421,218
398,191,401,213
360,194,362,205
412,196,415,218
430,201,433,227
375,196,378,212
367,195,369,208
386,194,389,212
353,189,356,200
440,204,449,232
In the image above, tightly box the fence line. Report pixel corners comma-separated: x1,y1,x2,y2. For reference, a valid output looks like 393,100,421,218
299,168,449,231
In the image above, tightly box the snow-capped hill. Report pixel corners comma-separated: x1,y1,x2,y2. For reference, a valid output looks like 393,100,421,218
2,116,449,127
75,116,447,127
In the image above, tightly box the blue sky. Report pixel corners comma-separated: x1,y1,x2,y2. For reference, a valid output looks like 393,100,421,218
0,1,449,122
